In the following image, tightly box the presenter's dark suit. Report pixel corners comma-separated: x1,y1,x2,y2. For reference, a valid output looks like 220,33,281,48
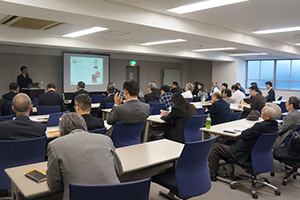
17,73,32,89
82,114,105,131
266,88,275,102
2,91,17,101
98,94,115,118
208,99,231,125
209,120,278,171
38,90,67,111
241,94,266,118
0,115,46,140
70,89,90,110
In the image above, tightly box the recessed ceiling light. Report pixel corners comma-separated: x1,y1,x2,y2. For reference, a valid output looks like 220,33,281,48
229,53,268,56
253,26,300,34
140,39,186,46
62,26,108,38
193,47,236,52
167,0,250,14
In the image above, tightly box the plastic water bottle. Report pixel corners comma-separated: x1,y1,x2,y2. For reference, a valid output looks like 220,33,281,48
40,81,43,88
206,113,211,129
202,95,206,102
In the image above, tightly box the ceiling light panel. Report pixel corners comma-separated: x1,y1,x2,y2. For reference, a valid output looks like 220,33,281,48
140,39,186,46
193,47,236,52
253,26,300,34
62,26,108,38
229,53,268,56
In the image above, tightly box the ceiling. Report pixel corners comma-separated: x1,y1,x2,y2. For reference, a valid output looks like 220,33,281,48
0,0,300,61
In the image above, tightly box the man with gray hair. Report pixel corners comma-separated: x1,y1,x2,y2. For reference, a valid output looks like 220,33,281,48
181,83,193,98
47,113,123,200
0,93,46,140
144,81,160,102
208,103,281,181
98,82,117,118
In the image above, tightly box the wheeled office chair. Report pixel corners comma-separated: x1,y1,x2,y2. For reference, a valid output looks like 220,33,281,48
184,114,207,143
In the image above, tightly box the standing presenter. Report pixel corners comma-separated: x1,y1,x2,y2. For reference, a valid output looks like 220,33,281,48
17,66,32,91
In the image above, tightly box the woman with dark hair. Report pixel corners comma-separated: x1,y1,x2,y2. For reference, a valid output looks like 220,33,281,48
192,82,200,97
160,93,197,143
198,82,207,101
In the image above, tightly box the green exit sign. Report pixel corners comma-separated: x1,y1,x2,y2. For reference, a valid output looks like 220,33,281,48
130,60,137,66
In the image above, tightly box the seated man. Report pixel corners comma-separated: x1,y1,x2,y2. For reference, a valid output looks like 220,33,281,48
0,93,46,140
221,83,228,90
38,83,66,111
209,103,281,181
265,81,275,102
181,83,193,99
47,113,122,200
231,84,245,104
75,94,104,131
239,86,266,119
159,85,173,111
171,81,182,94
206,92,231,125
221,88,232,104
236,82,245,94
107,80,150,136
98,83,116,118
2,82,19,101
211,81,220,94
70,81,90,110
274,96,300,148
144,81,160,103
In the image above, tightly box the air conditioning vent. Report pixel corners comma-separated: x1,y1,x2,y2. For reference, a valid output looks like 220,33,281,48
0,15,61,30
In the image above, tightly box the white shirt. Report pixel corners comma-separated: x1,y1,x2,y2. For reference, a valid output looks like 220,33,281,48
231,90,245,104
181,90,193,98
212,86,220,93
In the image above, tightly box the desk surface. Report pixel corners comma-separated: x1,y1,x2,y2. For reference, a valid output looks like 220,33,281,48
5,139,183,199
147,114,166,123
29,114,49,123
200,118,262,137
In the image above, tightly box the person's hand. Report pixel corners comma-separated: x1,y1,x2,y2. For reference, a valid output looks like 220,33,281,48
205,108,208,112
114,93,123,105
238,104,243,108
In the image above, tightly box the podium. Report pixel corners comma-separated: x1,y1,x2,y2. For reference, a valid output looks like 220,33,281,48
21,88,44,100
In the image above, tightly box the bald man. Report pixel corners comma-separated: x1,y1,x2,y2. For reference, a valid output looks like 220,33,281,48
0,93,46,140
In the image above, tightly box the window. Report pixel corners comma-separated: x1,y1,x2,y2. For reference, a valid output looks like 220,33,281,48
246,60,274,88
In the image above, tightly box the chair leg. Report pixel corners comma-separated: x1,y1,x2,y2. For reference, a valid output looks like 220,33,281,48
158,190,179,200
251,176,258,199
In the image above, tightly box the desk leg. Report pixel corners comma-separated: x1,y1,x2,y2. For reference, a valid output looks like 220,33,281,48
143,121,150,143
11,181,19,200
102,112,105,120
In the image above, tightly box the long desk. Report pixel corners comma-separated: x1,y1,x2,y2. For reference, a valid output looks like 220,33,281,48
32,103,100,114
144,115,166,143
5,139,183,200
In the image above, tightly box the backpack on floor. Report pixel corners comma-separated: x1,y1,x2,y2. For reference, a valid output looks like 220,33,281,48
288,130,300,156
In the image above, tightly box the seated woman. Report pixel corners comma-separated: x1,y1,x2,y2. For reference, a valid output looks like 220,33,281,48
160,93,196,143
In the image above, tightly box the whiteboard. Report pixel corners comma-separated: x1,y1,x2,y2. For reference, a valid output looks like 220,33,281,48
163,69,181,86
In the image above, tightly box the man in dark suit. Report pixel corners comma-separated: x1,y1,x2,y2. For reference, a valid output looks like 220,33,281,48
206,92,231,125
107,80,150,136
239,86,267,119
144,81,160,103
98,83,116,118
171,81,182,94
38,83,66,111
2,82,19,101
70,81,90,110
265,81,275,102
75,94,104,131
0,93,46,140
17,66,32,90
208,103,281,181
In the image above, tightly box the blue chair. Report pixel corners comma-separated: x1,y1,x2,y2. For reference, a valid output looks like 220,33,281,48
196,107,206,115
152,137,217,200
206,95,212,101
149,107,154,115
147,101,165,115
185,98,193,102
46,111,69,127
0,115,14,123
37,105,61,115
69,178,151,200
6,102,16,117
91,95,105,103
33,98,39,107
111,122,146,148
89,127,106,134
258,104,265,113
226,112,242,122
0,136,47,190
184,115,207,143
277,96,283,101
105,102,115,109
229,131,281,199
279,101,288,113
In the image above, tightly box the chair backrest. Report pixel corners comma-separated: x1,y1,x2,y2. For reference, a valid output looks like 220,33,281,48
111,122,145,148
226,112,242,122
258,104,265,113
69,178,151,200
91,95,105,103
279,101,288,113
149,107,154,115
105,102,115,109
46,111,69,127
6,102,16,117
0,115,14,123
0,136,47,190
33,98,39,107
196,108,206,115
277,96,283,101
251,131,281,174
185,98,193,102
147,102,165,115
37,106,61,115
184,115,207,143
89,127,107,134
205,95,211,101
175,136,217,199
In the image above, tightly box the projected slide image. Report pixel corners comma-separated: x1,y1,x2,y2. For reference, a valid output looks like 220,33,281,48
70,56,103,85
